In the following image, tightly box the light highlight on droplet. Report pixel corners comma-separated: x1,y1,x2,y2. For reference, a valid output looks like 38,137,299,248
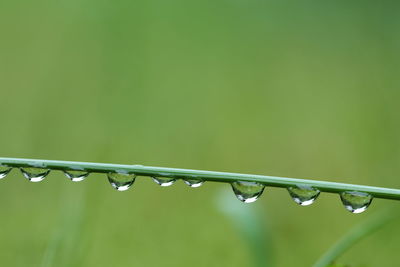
107,172,136,191
20,167,50,182
0,166,12,179
231,181,265,203
152,177,176,187
184,179,204,188
340,191,373,214
64,170,89,182
287,185,320,206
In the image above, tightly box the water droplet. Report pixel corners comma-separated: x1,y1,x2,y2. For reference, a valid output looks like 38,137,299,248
107,172,136,191
340,191,373,214
0,166,12,179
152,177,176,187
231,181,265,203
20,168,50,182
184,178,204,188
287,185,320,206
64,170,89,182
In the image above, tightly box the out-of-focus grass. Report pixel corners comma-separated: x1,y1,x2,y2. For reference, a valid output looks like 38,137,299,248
41,187,86,267
0,0,399,266
314,209,398,267
217,189,274,267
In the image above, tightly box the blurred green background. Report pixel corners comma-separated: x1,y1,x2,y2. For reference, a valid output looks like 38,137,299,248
0,0,399,266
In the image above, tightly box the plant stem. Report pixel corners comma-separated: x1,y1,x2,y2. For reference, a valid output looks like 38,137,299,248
1,157,400,200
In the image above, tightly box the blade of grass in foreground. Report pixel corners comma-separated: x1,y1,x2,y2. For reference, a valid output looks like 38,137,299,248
1,157,400,201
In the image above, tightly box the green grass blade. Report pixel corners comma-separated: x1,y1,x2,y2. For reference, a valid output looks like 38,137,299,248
1,157,400,200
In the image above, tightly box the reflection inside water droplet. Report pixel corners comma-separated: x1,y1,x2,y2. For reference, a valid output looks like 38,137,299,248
184,178,204,188
20,167,50,182
340,191,373,214
231,181,265,203
64,170,89,182
0,166,12,179
287,185,320,206
152,177,176,187
107,172,136,191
